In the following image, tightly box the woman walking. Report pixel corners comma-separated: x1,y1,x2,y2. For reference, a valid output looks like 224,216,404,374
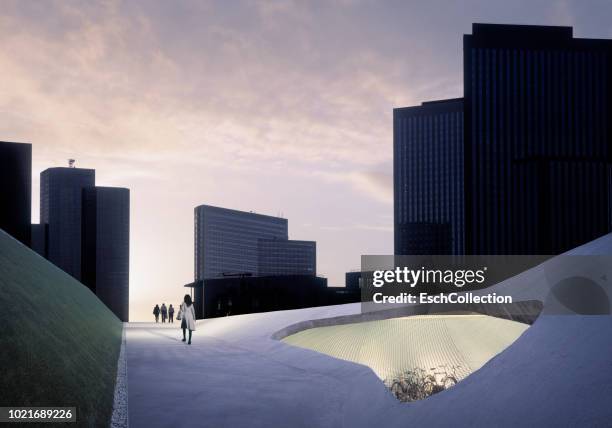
180,294,196,345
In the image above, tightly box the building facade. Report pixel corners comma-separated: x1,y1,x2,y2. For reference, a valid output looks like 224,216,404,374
345,271,362,290
0,141,31,246
394,99,464,254
464,23,612,254
394,24,612,256
194,205,288,280
40,167,95,280
257,238,316,276
30,224,46,257
81,187,130,321
188,275,335,318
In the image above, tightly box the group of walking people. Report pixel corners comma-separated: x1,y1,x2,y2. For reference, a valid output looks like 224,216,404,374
152,295,196,345
153,303,174,323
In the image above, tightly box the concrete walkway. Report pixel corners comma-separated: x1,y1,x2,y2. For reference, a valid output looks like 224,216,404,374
126,306,391,428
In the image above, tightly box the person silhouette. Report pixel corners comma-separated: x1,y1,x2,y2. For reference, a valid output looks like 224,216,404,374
168,304,175,323
180,295,196,345
161,303,168,323
153,304,160,323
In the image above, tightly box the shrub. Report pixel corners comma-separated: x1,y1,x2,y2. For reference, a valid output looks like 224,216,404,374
384,365,459,402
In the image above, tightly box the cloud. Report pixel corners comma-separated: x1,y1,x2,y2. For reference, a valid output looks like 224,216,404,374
321,223,393,232
315,169,393,204
0,0,429,179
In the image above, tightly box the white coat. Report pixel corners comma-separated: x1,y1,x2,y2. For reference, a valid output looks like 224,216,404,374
181,303,196,331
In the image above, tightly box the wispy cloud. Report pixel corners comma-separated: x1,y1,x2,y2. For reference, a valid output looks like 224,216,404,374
321,223,393,232
315,169,393,204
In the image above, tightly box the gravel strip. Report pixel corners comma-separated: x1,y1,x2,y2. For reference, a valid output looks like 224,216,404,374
110,324,128,428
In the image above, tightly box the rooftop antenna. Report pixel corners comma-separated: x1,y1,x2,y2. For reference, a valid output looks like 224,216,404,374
68,159,76,168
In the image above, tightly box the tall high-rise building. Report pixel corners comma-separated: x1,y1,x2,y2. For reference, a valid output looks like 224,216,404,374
31,223,46,257
257,238,316,276
194,205,288,280
40,167,95,279
82,187,130,321
394,99,464,254
0,141,31,246
394,24,612,256
464,23,612,254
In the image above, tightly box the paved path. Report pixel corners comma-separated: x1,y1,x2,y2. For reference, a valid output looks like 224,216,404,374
126,306,393,428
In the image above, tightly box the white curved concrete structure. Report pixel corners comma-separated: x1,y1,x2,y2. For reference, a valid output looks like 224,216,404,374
126,233,612,427
282,315,528,382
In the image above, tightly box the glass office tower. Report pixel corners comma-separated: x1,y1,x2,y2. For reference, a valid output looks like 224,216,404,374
464,23,612,254
194,205,288,280
30,224,46,257
393,99,464,254
82,187,130,321
40,167,95,280
0,141,31,246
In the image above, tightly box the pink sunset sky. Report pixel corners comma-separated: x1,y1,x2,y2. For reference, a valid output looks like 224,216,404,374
2,0,610,320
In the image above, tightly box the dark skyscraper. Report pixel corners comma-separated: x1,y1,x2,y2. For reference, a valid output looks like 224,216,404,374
257,238,316,276
394,24,612,256
0,141,31,246
40,167,95,279
394,99,464,254
30,223,46,257
82,187,130,321
464,23,612,254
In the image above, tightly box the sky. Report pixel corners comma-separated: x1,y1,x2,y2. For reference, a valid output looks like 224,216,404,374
2,0,612,321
